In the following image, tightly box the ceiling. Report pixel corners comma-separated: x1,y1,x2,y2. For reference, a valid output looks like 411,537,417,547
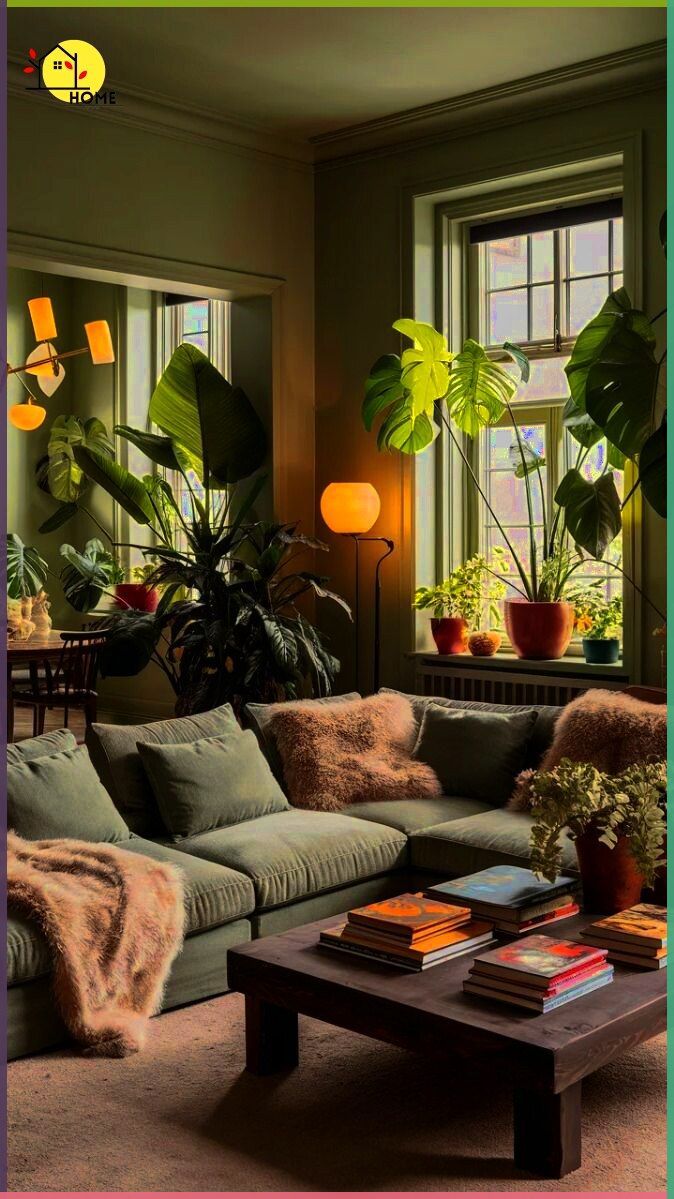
9,8,666,144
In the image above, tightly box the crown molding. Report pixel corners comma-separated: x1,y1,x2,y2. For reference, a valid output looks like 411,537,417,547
6,55,314,172
313,40,666,168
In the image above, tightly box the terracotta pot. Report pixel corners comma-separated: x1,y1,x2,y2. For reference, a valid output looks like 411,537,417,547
575,831,644,915
504,598,574,660
115,583,160,613
468,630,501,657
431,616,468,655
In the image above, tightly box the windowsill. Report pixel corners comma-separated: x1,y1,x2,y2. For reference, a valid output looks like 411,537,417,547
407,649,628,678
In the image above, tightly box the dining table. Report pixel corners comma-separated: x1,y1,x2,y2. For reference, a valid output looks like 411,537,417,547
6,630,72,740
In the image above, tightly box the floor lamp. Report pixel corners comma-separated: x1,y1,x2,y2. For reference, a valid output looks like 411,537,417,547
320,483,395,694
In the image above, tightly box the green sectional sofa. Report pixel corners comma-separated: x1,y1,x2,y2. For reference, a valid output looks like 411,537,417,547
7,692,575,1060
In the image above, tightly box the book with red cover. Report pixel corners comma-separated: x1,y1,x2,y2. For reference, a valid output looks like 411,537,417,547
347,893,471,942
471,933,607,989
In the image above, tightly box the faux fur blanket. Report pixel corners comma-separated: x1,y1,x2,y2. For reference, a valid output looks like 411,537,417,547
269,692,442,811
8,832,185,1057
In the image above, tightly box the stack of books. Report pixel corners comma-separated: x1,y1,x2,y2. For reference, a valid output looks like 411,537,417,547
582,903,667,970
424,865,580,934
319,893,495,971
463,933,613,1012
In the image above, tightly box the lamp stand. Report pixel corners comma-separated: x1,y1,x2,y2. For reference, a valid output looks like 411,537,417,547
348,535,395,694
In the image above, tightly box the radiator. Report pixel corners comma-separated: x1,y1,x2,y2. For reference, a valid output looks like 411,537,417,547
414,657,629,708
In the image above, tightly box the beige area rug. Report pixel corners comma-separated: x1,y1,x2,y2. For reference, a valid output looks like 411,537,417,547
8,993,666,1193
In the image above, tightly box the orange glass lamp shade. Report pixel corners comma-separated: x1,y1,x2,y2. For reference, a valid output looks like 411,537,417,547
28,297,57,342
85,320,115,365
9,398,47,431
320,482,380,534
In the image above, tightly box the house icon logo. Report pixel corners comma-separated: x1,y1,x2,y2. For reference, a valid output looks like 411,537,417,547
23,40,115,106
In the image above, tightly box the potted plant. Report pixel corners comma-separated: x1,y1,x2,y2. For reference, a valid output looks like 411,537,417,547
568,582,623,664
526,758,666,913
362,316,665,659
412,552,505,654
6,534,48,639
115,560,162,613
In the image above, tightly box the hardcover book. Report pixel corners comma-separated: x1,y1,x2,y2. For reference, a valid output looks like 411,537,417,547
464,967,614,1013
471,933,607,987
337,917,494,960
347,893,470,941
425,866,577,916
320,922,495,970
585,904,667,949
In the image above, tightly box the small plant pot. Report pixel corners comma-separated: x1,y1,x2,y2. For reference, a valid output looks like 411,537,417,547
431,616,468,655
115,583,160,613
504,598,574,660
468,630,501,657
574,830,645,914
582,637,620,665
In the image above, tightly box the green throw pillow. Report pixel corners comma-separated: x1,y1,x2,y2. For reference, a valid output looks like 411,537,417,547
138,729,291,841
412,703,537,805
8,745,131,843
7,728,76,766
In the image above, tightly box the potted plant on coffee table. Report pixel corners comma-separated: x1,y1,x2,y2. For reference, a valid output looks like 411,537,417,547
413,551,506,654
568,582,623,665
526,758,666,913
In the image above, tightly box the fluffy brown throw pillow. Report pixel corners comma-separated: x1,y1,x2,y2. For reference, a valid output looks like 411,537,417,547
269,693,442,812
508,688,667,811
8,832,185,1057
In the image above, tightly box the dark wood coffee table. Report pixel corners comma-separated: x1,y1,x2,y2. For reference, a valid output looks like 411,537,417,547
228,912,666,1179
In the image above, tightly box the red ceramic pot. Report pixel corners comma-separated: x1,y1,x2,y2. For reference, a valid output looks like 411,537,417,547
575,831,645,915
431,616,468,655
115,583,160,613
504,598,574,660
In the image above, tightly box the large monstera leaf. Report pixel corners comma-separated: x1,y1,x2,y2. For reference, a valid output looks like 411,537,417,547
585,325,659,461
564,288,656,418
149,343,266,485
60,539,119,612
7,534,48,599
362,354,404,431
393,319,453,414
47,415,113,503
444,339,516,437
363,350,438,455
639,415,667,518
555,469,622,559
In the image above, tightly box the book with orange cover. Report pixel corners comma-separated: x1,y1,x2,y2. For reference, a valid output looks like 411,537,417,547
338,917,494,960
585,904,667,950
320,920,494,970
347,893,471,942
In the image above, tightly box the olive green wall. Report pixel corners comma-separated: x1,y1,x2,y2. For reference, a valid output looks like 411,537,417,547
315,87,667,689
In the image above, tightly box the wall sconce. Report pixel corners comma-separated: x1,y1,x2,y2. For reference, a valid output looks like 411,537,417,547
320,482,395,694
6,298,115,430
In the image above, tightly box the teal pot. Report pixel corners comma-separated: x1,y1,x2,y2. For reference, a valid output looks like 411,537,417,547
582,637,620,665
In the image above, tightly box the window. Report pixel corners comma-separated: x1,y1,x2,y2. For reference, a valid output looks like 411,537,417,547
158,297,231,546
467,207,624,640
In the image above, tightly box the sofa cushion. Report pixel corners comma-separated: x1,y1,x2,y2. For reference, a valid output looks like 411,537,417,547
409,808,577,876
245,692,360,782
173,809,407,910
381,689,562,769
8,745,131,844
344,795,494,834
7,910,52,986
138,730,290,840
7,729,76,766
86,704,240,836
412,704,536,804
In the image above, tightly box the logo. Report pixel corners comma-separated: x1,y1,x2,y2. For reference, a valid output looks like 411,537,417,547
23,41,115,105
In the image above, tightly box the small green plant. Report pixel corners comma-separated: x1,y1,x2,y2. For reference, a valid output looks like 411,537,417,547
413,550,507,628
567,582,623,640
6,534,48,599
525,758,666,885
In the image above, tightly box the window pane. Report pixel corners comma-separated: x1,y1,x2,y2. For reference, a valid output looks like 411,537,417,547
568,275,610,335
531,284,554,340
612,218,623,271
489,289,528,344
612,272,623,293
488,427,513,469
569,221,609,276
513,356,570,401
183,300,209,333
531,231,554,282
485,424,546,523
488,237,528,289
183,331,209,354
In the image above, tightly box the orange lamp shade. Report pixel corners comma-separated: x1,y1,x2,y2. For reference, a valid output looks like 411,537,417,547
28,297,57,342
85,320,115,365
320,482,380,534
9,399,47,431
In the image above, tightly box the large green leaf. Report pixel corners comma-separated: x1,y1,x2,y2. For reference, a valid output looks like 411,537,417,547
393,319,453,415
60,538,118,612
585,324,659,460
386,409,437,455
7,534,48,599
38,502,79,535
73,446,155,526
47,415,113,502
114,425,183,473
148,343,266,485
638,416,666,518
564,288,655,414
562,394,603,449
554,469,622,559
445,339,515,436
362,355,403,431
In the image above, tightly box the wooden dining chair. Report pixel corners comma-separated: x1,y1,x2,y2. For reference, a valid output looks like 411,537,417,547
11,631,109,739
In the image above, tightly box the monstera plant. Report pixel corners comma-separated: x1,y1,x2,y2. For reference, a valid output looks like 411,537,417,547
36,414,115,533
68,343,347,714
